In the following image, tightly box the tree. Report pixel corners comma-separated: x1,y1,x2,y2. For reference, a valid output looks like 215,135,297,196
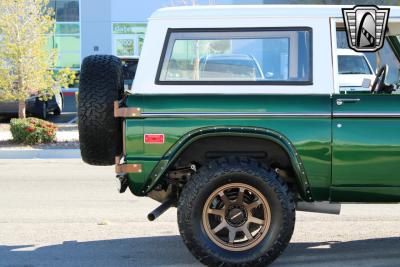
0,0,60,118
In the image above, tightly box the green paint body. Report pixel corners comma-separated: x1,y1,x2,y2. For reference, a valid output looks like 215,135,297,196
124,94,400,202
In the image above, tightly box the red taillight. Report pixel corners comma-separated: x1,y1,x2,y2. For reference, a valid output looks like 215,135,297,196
144,134,165,144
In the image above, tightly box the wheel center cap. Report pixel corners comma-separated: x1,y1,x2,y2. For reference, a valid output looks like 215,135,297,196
226,206,247,227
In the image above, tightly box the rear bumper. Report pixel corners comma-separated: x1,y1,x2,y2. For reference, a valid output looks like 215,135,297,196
124,159,160,196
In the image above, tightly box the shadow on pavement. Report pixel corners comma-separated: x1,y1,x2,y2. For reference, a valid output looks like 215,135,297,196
278,236,400,266
0,236,399,267
0,235,197,267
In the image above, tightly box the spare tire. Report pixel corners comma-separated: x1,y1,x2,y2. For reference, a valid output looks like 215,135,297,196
78,55,123,166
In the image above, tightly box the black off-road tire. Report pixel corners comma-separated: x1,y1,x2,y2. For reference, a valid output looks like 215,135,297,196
78,55,123,166
178,156,295,267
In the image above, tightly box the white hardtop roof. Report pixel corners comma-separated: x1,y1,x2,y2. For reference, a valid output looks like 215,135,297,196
337,48,365,56
150,5,400,20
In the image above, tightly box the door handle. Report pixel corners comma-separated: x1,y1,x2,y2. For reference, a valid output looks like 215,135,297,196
336,98,361,106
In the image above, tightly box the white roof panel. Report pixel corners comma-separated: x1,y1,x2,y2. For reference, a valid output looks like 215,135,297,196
150,5,400,20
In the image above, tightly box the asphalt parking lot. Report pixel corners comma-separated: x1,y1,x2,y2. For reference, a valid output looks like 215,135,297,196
48,95,77,124
0,159,399,267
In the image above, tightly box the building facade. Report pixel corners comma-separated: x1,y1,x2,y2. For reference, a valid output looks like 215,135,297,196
52,0,240,70
54,0,399,70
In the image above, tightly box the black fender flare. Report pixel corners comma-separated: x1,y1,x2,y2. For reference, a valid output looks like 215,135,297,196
145,126,313,201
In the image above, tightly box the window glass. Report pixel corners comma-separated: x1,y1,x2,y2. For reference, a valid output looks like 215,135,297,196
50,0,79,22
336,30,400,84
116,39,135,57
57,53,81,68
49,23,80,68
338,55,372,75
112,23,147,35
54,35,80,52
54,35,80,68
55,23,80,34
112,23,147,58
159,29,312,83
48,0,81,69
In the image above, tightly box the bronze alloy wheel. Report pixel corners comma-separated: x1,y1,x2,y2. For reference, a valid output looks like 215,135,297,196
202,183,271,252
178,157,295,266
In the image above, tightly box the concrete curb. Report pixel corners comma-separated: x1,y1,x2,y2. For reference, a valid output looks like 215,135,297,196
0,131,79,142
0,149,81,159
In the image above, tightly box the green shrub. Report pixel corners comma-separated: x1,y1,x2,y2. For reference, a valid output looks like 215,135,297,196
10,118,57,145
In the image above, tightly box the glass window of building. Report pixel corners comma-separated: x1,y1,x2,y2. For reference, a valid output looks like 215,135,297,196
49,0,79,22
49,0,81,69
112,23,147,58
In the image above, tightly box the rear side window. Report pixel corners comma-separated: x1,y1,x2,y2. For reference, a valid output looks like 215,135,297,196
157,28,312,85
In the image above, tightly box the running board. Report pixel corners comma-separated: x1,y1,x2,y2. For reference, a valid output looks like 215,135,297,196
296,201,341,215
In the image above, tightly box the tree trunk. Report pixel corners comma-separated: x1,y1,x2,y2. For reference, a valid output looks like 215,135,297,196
18,99,26,119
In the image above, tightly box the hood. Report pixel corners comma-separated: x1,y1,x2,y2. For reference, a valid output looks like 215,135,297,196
339,74,376,87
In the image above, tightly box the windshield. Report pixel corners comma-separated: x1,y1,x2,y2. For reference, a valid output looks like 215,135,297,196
338,55,372,75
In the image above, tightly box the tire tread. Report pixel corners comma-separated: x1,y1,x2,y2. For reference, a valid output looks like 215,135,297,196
178,156,295,267
78,55,123,166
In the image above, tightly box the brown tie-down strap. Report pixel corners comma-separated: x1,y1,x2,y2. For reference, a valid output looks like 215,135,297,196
114,101,141,118
115,157,142,173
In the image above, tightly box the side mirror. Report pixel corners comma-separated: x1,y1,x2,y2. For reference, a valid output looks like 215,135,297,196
362,78,372,88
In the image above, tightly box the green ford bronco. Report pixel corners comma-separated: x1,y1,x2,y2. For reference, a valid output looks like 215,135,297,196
78,5,400,267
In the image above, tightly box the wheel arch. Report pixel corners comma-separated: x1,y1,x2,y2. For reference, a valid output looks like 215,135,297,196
146,126,313,201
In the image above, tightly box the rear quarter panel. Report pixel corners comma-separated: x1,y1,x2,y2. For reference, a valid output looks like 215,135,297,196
125,95,332,200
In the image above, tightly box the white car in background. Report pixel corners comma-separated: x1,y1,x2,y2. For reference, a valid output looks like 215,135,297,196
338,49,376,92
